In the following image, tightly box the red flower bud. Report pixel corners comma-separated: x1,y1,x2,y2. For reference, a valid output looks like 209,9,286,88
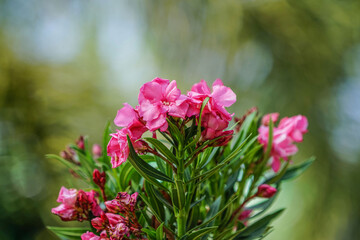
76,136,85,150
256,184,277,198
93,169,106,188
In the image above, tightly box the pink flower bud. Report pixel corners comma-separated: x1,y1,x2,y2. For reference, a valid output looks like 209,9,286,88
76,136,85,150
256,184,277,198
92,144,102,158
238,209,252,226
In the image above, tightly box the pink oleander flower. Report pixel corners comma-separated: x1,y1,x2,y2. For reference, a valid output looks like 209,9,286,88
261,112,279,126
91,213,130,239
187,79,236,142
256,184,277,198
107,127,147,168
238,209,252,226
105,192,138,213
187,79,236,118
258,114,308,172
138,77,189,131
114,103,147,139
81,231,108,240
52,187,103,221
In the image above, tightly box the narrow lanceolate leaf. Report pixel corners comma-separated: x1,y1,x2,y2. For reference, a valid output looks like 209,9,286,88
185,97,209,150
156,223,164,240
191,195,239,232
264,156,315,184
188,135,253,184
127,136,173,185
145,137,178,165
231,209,284,240
145,181,165,221
45,154,89,180
181,226,218,240
47,226,89,240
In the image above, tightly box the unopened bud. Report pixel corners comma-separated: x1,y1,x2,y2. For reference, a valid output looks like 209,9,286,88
93,169,106,188
92,144,102,158
256,184,277,198
76,136,85,150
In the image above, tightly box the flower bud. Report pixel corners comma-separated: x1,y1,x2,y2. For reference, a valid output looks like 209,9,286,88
93,169,106,188
256,184,277,198
76,136,85,150
92,144,102,158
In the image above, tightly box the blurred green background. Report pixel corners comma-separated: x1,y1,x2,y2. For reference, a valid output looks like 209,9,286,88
0,0,359,239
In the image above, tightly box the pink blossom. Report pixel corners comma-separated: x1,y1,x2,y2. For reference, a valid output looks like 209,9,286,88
256,184,277,198
105,192,138,213
114,103,147,139
258,114,308,172
92,144,102,158
91,213,130,239
138,77,189,131
186,79,236,118
261,113,279,126
107,128,147,168
52,187,103,221
187,79,236,142
277,115,308,142
238,209,252,226
81,231,108,240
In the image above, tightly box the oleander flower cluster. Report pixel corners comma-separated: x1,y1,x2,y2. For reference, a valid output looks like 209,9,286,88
48,78,313,240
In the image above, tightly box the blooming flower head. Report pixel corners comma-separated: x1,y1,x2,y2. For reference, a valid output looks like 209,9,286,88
105,192,138,213
114,103,147,139
138,77,189,131
256,184,277,198
258,114,308,172
81,231,108,240
107,128,147,168
187,79,236,142
52,187,103,221
261,113,279,126
91,213,130,240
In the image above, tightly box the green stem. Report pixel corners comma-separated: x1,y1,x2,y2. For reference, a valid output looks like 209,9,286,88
177,209,186,237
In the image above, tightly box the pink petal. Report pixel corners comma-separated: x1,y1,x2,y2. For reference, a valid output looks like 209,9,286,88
211,81,236,107
165,80,181,102
114,103,137,127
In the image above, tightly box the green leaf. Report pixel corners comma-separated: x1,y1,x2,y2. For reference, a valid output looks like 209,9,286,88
46,154,89,180
156,223,164,240
142,227,157,240
231,209,284,240
192,195,239,231
145,137,179,165
167,119,184,147
47,226,89,240
181,226,218,240
145,181,165,221
185,97,209,150
188,135,253,184
127,136,173,191
139,192,165,224
265,157,315,184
